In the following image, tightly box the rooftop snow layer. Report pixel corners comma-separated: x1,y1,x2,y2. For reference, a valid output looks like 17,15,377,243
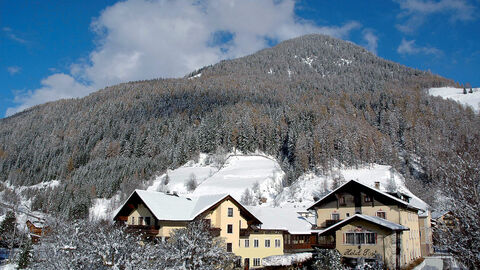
262,252,313,266
319,214,408,235
118,190,228,221
247,206,315,234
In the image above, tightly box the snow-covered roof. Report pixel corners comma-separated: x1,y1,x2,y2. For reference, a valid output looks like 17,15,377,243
319,214,409,235
114,190,261,223
247,206,316,235
307,179,421,211
262,252,313,266
431,210,451,220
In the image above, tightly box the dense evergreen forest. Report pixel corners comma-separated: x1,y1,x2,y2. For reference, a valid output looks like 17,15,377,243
0,34,477,219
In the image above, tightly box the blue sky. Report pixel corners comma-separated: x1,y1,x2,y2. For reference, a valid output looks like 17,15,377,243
1,0,479,117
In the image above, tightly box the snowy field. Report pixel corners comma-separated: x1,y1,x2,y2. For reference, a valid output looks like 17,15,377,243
429,87,480,112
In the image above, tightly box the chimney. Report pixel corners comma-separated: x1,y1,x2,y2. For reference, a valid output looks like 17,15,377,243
374,181,380,189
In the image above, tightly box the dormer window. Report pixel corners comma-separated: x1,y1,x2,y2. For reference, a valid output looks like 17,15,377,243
376,211,386,219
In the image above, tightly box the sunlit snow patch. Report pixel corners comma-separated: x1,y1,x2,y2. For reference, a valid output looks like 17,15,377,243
429,87,479,112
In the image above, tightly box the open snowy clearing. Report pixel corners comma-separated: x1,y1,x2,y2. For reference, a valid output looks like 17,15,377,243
429,87,480,112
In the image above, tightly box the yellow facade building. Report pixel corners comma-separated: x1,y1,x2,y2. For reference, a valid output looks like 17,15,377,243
114,179,432,269
307,180,426,269
113,190,285,269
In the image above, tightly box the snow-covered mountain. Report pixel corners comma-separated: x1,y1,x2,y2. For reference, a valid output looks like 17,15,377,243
429,86,480,112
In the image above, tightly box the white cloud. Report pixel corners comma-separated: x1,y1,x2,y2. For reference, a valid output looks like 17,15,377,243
362,29,378,55
7,66,21,75
6,74,91,117
2,27,27,44
397,38,442,55
395,0,476,33
6,0,363,116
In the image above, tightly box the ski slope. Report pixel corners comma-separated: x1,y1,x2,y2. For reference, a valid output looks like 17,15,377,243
429,87,480,112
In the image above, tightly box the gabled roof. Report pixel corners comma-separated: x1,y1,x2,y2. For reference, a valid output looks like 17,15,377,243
307,180,421,211
318,214,409,235
113,190,261,224
247,206,317,235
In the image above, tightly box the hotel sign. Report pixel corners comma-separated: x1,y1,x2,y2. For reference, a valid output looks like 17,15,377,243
343,248,377,258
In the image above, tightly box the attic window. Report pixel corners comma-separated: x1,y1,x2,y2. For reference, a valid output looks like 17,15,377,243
364,195,372,202
339,196,346,206
228,208,233,217
376,211,386,219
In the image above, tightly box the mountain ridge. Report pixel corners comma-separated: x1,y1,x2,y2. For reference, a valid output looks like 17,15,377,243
1,34,475,219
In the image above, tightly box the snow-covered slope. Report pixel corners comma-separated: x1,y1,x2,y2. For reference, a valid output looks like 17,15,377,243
146,153,284,202
429,87,480,112
90,154,428,220
274,164,428,211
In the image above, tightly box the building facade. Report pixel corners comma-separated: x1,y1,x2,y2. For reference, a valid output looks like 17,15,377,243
113,190,284,269
307,180,424,269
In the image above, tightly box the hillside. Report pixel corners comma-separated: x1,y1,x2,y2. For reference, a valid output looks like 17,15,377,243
0,34,477,219
89,153,427,221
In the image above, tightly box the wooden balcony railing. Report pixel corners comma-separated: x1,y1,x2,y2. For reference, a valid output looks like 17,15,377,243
126,225,159,236
325,219,342,227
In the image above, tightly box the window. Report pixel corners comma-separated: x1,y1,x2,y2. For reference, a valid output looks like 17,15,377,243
138,217,143,225
253,258,260,266
345,233,355,244
244,239,250,248
227,224,233,233
228,207,233,217
265,239,271,248
226,243,232,252
364,195,372,202
339,196,346,205
275,239,281,248
332,213,340,220
131,217,135,225
254,239,259,248
366,233,376,244
376,211,386,219
345,232,377,245
355,233,365,245
346,213,350,217
144,217,151,226
235,258,241,267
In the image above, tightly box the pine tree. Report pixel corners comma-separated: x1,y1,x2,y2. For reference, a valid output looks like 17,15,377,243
162,221,237,269
186,173,198,192
0,211,17,248
17,239,32,269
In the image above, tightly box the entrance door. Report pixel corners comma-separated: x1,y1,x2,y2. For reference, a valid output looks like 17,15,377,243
244,258,250,270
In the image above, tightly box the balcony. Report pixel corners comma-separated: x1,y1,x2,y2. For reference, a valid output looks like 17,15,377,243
126,225,159,236
209,227,221,237
316,235,336,249
325,219,342,227
284,234,317,251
